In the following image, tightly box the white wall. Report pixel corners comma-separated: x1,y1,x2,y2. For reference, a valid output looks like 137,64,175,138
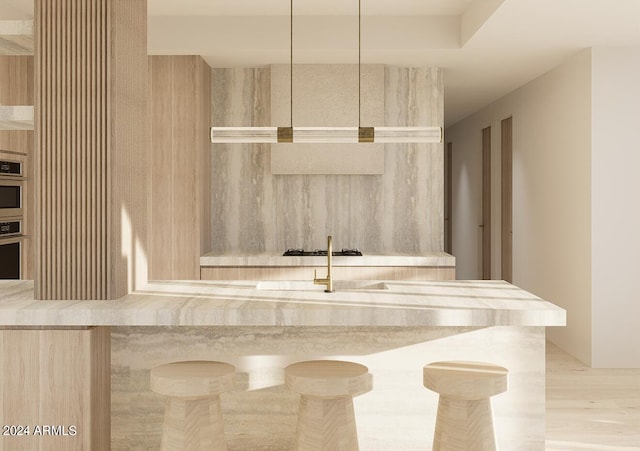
447,118,482,279
446,50,593,365
591,48,640,367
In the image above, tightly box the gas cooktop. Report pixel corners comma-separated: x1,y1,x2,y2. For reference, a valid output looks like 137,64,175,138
283,248,363,257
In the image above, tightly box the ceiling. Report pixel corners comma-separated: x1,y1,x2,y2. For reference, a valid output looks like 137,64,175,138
3,0,640,126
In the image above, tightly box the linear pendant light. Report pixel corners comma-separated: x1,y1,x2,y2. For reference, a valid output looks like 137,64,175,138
210,0,442,144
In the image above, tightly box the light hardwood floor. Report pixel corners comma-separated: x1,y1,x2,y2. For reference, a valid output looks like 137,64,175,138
546,342,640,450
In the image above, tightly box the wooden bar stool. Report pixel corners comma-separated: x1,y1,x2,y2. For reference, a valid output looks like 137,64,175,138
285,360,372,451
423,361,508,451
150,360,235,451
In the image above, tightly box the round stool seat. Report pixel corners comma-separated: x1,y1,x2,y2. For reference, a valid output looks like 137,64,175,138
151,360,235,398
423,361,508,400
285,360,372,397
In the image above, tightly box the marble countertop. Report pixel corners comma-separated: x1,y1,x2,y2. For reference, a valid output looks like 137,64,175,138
200,252,455,267
0,279,565,327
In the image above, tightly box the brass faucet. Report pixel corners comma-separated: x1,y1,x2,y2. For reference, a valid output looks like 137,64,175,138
313,235,333,293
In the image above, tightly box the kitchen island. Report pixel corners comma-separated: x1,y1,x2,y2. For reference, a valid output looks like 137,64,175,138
0,279,565,450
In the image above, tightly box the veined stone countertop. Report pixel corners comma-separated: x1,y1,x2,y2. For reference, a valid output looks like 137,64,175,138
0,279,564,327
200,252,455,267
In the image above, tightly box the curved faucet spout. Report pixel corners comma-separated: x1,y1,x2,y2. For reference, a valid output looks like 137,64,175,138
326,235,333,292
313,235,334,293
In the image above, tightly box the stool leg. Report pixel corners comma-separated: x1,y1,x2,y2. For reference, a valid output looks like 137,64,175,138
296,395,359,451
161,396,227,451
432,396,496,451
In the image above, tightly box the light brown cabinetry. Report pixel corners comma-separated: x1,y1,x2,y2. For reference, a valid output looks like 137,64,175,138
202,265,455,281
148,56,211,280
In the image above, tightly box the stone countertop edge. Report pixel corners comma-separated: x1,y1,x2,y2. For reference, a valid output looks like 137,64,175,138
0,280,566,328
199,252,456,267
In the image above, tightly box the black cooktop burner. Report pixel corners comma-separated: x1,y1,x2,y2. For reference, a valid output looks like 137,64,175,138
283,248,363,257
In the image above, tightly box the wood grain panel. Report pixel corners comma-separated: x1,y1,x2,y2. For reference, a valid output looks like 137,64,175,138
149,56,173,279
90,326,111,450
0,56,33,103
0,329,39,451
0,132,31,154
173,58,198,278
199,60,212,260
34,0,148,299
109,0,149,297
0,327,110,451
148,55,211,280
201,266,455,281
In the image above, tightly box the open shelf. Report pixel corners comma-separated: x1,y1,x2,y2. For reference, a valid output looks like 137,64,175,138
0,105,33,130
0,21,34,55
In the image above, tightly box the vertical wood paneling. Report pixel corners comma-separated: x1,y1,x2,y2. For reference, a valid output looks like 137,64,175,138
36,0,108,299
0,56,33,103
35,0,147,299
174,59,196,276
200,59,212,259
148,55,211,280
109,0,149,296
148,56,173,279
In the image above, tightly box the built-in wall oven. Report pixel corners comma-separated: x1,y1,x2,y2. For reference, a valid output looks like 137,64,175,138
0,241,21,279
0,181,22,219
0,159,23,279
0,220,21,279
0,160,22,176
1,159,23,220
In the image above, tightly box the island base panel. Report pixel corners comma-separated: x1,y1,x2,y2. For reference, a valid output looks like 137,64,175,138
112,326,544,451
0,326,110,451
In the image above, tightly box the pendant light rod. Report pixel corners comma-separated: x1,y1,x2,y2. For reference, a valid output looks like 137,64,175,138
210,0,443,145
358,0,375,142
290,0,293,129
358,0,362,129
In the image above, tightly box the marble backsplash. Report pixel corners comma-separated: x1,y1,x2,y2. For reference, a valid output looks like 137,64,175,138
211,65,443,254
270,64,385,175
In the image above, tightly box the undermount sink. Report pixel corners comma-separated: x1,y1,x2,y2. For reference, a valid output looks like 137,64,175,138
255,280,388,291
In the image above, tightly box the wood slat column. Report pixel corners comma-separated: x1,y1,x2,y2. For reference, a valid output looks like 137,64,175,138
34,0,148,300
